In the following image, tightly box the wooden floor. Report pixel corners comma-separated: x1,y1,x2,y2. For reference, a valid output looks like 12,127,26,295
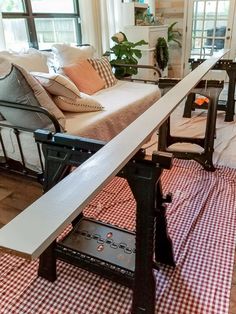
0,171,43,228
0,170,235,313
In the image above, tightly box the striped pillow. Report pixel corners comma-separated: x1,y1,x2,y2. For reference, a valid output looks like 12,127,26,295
88,57,117,88
53,94,104,113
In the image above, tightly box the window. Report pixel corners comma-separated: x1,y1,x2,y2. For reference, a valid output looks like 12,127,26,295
1,0,81,50
190,0,230,58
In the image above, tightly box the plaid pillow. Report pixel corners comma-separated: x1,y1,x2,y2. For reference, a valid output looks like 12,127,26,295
88,57,117,88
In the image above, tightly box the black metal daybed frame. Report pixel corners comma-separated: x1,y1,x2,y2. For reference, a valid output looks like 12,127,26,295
0,63,162,181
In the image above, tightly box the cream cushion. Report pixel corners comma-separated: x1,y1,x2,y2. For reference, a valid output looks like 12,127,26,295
0,48,51,72
53,94,104,112
31,72,81,99
52,44,95,67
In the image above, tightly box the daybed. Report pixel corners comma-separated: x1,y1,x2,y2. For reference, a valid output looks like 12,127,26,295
0,45,161,176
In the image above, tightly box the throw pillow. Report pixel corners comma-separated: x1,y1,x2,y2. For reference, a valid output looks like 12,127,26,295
0,57,12,77
0,62,65,130
63,60,105,95
31,72,81,99
0,48,50,73
52,44,95,67
88,57,117,88
53,94,104,112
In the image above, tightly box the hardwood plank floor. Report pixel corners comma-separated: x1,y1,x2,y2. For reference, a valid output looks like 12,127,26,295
0,171,42,226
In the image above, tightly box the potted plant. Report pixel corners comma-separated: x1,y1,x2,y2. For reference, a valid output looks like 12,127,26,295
105,32,147,79
168,22,182,47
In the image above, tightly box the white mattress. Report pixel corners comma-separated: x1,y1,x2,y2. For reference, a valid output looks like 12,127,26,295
65,80,161,141
0,80,161,172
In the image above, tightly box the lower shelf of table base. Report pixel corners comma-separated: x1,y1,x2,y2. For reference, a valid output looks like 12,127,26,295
57,218,136,287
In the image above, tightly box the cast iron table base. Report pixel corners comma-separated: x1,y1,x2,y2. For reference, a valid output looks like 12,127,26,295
187,59,236,122
34,130,175,314
158,79,224,171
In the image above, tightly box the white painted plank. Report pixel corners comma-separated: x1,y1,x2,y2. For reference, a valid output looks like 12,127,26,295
0,51,228,259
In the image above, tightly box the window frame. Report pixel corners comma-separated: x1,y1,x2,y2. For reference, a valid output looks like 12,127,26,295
2,0,82,49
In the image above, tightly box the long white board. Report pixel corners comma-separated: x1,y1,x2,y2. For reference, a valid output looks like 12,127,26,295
0,51,228,259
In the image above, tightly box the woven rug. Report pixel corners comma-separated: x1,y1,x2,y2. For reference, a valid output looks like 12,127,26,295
0,160,236,314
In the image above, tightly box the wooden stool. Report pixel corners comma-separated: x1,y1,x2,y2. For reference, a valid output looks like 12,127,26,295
158,79,224,171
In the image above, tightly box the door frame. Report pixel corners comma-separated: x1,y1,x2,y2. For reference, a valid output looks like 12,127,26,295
182,0,236,77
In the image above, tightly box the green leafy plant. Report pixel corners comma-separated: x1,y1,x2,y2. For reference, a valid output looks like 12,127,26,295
155,37,169,71
105,32,147,78
168,22,182,47
155,22,182,71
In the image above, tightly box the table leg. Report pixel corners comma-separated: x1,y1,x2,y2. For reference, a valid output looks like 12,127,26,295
225,69,236,122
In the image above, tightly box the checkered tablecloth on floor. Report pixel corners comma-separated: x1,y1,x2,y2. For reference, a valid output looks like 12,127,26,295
0,160,236,314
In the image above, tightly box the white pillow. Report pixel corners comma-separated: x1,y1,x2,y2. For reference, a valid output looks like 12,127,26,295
52,44,95,67
53,94,104,113
31,72,81,99
0,48,51,72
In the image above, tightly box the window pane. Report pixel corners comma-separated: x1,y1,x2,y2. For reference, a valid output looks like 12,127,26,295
35,18,77,49
205,1,217,17
192,37,202,50
3,19,29,50
192,20,204,37
1,0,25,12
216,20,227,29
204,20,216,34
217,1,230,18
193,1,205,18
31,0,75,13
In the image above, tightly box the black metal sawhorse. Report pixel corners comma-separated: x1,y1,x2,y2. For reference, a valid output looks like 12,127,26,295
186,59,236,122
34,130,175,314
158,79,224,171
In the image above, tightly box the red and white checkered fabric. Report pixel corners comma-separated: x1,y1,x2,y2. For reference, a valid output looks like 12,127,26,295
0,160,236,313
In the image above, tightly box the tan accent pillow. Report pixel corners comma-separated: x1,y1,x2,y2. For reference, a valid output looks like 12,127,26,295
53,94,104,112
63,60,105,95
31,72,81,99
88,57,117,88
52,44,95,67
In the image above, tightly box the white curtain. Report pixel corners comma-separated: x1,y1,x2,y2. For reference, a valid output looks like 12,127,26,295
79,0,123,56
0,5,6,50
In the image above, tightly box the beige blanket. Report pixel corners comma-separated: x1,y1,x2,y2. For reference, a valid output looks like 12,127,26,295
65,80,161,141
